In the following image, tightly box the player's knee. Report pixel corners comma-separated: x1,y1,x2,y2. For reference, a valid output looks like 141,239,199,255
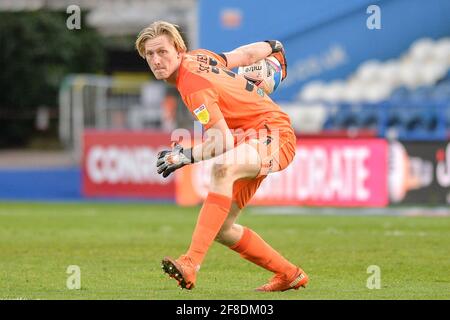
215,227,233,244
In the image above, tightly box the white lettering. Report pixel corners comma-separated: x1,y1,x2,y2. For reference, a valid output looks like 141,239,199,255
278,146,372,202
366,5,382,30
189,143,379,205
436,144,450,187
297,148,311,200
86,145,171,184
87,146,105,183
355,148,370,200
176,304,210,317
66,265,81,290
366,265,381,289
311,148,327,200
66,5,81,30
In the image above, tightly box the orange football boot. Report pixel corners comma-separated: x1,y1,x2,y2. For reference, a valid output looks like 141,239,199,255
161,255,199,290
255,267,309,292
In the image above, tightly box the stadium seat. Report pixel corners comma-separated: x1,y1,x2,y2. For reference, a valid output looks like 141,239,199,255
430,82,450,104
386,112,403,131
444,105,450,130
389,87,409,105
300,36,450,140
357,103,380,129
407,86,433,106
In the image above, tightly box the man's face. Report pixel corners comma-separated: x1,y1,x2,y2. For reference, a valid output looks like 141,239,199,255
144,35,181,81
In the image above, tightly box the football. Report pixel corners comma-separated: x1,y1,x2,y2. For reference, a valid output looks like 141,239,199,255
238,56,283,94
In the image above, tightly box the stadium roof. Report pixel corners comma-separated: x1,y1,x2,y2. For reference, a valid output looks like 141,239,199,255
0,0,197,37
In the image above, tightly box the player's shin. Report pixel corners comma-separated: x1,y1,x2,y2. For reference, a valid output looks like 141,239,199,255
229,226,298,277
186,192,232,266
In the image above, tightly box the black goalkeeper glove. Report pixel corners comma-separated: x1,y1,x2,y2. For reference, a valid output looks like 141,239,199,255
264,40,284,54
264,40,288,81
156,143,194,178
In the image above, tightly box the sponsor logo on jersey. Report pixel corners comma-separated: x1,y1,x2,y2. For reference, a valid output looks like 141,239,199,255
193,104,210,125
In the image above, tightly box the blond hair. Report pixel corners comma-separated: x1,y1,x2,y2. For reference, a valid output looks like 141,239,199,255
135,21,187,58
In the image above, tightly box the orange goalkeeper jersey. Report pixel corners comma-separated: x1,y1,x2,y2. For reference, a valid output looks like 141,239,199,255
176,49,293,133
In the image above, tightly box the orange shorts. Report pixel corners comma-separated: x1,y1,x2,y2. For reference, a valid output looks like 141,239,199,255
232,127,296,209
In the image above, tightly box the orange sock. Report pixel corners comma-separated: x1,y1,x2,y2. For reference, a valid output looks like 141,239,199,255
186,192,231,266
229,227,298,277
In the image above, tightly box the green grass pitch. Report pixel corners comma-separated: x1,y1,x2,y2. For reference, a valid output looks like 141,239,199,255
0,202,449,300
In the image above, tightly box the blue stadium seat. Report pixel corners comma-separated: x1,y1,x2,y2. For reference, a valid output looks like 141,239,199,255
356,103,379,129
444,105,450,130
321,89,448,140
404,111,437,132
322,103,360,131
408,86,432,106
386,111,403,130
389,87,409,105
332,105,358,129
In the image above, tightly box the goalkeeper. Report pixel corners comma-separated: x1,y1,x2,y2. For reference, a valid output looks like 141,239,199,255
136,21,308,291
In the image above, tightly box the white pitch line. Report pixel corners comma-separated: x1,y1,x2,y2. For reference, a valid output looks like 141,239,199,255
247,206,450,217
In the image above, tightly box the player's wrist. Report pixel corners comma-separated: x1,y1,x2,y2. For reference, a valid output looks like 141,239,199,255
181,147,195,164
264,40,283,54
